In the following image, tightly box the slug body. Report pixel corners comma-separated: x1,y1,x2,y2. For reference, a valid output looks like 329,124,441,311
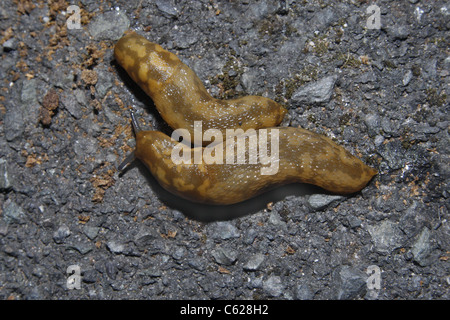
114,32,286,139
127,122,377,205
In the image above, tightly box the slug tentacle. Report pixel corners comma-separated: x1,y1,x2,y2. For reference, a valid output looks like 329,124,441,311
118,151,136,171
117,110,141,171
130,110,141,133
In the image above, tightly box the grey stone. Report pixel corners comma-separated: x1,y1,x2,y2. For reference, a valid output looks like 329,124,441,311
88,10,130,40
134,226,160,250
388,25,410,40
381,118,400,138
444,56,450,68
357,71,377,84
423,59,437,79
32,266,44,278
54,68,74,89
138,267,162,285
82,269,98,283
211,248,238,265
171,24,199,49
74,89,88,107
243,228,257,245
243,253,265,271
374,135,385,146
414,124,440,134
0,221,7,236
347,215,362,229
73,136,98,157
247,276,263,289
295,283,314,300
241,69,259,92
94,67,113,98
155,0,179,17
378,140,406,170
290,75,338,105
364,113,381,137
106,240,126,254
367,220,404,254
402,69,413,86
307,194,345,211
103,104,122,124
314,7,336,28
0,158,12,190
172,246,186,260
61,92,83,119
3,200,26,225
53,225,71,244
342,126,357,142
263,276,284,297
103,260,117,280
27,286,44,300
2,38,17,51
208,221,240,240
188,258,206,271
83,225,99,240
268,212,286,227
4,105,24,142
399,201,428,238
332,266,367,300
410,227,435,267
66,241,93,254
21,79,37,104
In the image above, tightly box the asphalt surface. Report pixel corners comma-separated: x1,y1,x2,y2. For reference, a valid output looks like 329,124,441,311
0,0,448,299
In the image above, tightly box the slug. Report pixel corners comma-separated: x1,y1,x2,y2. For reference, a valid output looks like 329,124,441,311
114,32,286,141
119,112,377,205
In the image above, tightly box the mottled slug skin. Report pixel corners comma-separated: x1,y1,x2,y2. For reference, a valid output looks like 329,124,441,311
114,32,286,138
134,127,377,205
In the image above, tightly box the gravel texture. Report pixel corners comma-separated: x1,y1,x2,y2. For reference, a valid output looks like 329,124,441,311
0,0,449,300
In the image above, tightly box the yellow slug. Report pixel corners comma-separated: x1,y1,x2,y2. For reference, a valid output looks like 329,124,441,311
114,32,286,140
115,32,377,205
118,112,377,205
